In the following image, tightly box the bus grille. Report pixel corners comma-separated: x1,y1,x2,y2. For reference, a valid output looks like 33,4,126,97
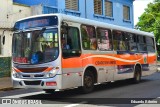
22,74,44,78
16,67,48,73
24,80,41,85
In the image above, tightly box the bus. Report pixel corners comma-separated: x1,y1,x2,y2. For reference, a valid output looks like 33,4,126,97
12,13,157,93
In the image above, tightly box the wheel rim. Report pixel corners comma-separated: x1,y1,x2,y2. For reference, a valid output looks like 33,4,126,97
84,75,93,88
136,72,140,81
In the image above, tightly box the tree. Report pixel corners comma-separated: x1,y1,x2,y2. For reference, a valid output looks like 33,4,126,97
135,0,160,43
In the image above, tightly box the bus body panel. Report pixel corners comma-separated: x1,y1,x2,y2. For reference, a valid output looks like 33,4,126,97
12,14,157,91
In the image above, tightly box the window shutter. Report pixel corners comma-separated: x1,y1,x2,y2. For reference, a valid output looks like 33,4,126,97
123,5,130,20
65,0,78,11
105,1,112,17
94,0,102,15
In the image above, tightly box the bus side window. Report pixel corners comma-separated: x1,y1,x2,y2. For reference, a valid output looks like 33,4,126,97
81,25,97,50
137,35,147,52
113,30,126,51
128,33,137,51
146,36,155,53
97,27,112,51
62,26,81,58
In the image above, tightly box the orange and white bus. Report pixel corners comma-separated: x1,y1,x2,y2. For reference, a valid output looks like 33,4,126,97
12,14,157,93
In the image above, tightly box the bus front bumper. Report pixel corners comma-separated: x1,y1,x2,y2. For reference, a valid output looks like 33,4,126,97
12,75,60,89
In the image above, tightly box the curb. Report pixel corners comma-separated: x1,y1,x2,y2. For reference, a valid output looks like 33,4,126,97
0,87,13,91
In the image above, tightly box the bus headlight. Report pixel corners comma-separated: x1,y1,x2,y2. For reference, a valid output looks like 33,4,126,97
12,70,20,78
46,67,59,78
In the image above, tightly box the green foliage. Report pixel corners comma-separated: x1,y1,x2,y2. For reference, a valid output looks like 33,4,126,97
135,0,160,43
0,57,11,78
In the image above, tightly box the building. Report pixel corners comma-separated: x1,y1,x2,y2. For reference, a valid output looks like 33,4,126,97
13,0,134,28
0,0,31,77
0,0,31,57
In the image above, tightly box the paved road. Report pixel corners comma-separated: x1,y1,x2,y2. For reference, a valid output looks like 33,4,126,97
1,72,160,107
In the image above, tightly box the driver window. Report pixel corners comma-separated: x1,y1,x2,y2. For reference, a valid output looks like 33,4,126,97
61,26,81,58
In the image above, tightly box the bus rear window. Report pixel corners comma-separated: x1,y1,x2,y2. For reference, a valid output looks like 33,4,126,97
14,16,58,30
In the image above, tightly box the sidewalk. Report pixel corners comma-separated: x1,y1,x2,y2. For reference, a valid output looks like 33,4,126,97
0,77,13,91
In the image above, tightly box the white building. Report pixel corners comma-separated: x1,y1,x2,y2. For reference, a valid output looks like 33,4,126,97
0,0,31,57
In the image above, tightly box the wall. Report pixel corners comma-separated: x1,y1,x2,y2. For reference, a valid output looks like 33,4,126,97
0,0,13,57
13,0,57,6
0,2,31,57
14,0,134,28
57,0,134,28
12,3,32,24
0,0,32,77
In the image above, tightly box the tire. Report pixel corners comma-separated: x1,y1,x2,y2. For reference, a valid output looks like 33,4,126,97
43,89,55,94
133,66,141,83
81,70,94,93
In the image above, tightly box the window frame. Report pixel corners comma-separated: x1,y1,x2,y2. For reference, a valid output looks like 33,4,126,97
127,33,138,52
97,27,113,51
112,30,127,51
62,26,81,58
94,0,103,15
146,36,155,53
105,0,113,17
65,0,79,11
81,24,97,50
123,5,130,21
137,35,147,52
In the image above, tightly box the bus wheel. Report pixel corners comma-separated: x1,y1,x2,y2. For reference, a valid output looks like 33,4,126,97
43,89,55,94
82,71,94,93
133,66,141,83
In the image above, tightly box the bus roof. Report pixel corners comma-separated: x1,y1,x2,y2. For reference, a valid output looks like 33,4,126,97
16,13,154,37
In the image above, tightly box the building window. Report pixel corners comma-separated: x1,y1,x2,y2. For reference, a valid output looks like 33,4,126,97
105,1,113,17
94,0,102,15
123,5,130,20
65,0,78,11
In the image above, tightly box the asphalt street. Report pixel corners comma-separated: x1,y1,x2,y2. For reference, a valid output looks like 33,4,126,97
1,72,160,107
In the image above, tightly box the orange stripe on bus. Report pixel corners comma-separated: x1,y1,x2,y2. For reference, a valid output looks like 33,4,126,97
62,53,156,68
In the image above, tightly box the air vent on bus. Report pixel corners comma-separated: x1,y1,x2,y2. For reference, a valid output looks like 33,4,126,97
23,80,41,85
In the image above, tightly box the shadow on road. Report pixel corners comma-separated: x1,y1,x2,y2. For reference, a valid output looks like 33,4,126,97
21,78,154,106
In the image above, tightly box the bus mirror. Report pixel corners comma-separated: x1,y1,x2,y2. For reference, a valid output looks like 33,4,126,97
2,36,5,45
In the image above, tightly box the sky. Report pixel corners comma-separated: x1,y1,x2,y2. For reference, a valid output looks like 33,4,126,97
133,0,154,25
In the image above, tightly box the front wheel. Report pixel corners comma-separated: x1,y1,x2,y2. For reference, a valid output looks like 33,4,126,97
81,71,94,93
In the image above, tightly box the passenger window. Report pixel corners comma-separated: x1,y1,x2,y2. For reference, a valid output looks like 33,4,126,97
97,28,112,51
128,33,137,51
137,35,147,52
146,37,154,45
81,25,97,50
146,37,155,53
113,30,126,51
61,27,81,58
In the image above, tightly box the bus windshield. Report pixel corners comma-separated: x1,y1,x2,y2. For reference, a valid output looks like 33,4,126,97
12,28,59,64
